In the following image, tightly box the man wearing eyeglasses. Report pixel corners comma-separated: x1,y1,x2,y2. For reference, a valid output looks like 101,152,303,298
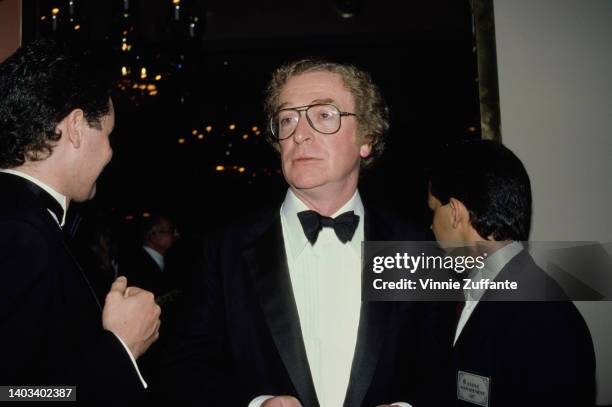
163,59,453,406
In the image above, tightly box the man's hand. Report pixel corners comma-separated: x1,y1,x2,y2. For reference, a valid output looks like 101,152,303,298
102,276,161,359
262,396,302,407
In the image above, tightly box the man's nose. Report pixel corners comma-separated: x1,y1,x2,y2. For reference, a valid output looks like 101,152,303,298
292,113,313,144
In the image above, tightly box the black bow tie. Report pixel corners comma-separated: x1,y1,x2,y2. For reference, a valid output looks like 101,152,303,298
297,210,360,245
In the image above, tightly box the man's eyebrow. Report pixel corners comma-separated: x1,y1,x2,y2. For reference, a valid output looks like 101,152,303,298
277,98,336,110
312,98,335,104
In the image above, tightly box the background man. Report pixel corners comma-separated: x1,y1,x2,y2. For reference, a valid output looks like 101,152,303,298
121,214,182,394
121,214,180,300
427,140,596,406
163,59,454,406
0,39,161,400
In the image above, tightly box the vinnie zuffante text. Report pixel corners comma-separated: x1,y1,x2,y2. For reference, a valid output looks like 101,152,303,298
370,252,518,291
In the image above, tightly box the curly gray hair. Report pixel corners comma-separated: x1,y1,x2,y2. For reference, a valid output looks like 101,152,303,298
264,59,389,169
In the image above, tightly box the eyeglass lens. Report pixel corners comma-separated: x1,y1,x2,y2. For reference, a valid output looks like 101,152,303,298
273,104,342,139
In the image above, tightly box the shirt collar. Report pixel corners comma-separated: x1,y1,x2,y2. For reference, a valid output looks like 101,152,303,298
0,168,68,227
280,188,364,259
465,241,524,301
143,245,165,271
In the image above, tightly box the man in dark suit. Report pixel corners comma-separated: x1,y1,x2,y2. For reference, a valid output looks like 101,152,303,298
0,39,161,401
121,214,182,394
162,59,455,406
427,140,596,406
121,215,180,301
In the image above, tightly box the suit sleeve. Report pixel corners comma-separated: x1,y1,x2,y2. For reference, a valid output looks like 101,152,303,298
159,238,230,404
0,220,144,400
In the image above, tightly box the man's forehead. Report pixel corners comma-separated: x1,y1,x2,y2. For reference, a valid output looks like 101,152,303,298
277,72,353,109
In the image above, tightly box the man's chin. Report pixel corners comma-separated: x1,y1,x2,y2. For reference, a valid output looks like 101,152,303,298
290,178,324,191
287,167,325,184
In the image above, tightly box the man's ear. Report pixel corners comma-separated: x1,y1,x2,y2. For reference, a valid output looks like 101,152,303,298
448,197,469,229
359,142,372,158
61,109,85,149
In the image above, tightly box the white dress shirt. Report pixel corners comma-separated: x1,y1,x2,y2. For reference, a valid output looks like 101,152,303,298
281,189,364,407
0,168,148,388
454,241,524,345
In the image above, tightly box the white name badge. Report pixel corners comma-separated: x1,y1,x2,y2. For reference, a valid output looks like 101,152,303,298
457,370,490,406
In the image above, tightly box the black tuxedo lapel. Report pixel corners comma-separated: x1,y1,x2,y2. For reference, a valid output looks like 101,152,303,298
343,300,387,407
0,173,102,311
343,210,390,407
61,237,103,311
243,216,319,407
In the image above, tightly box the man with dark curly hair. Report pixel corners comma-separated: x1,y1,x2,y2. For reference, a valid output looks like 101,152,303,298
0,40,161,400
163,59,454,406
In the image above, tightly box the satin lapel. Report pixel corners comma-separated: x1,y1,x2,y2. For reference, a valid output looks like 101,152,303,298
60,231,103,311
343,300,387,407
36,204,103,312
1,174,103,311
344,210,389,407
456,251,531,348
243,216,319,407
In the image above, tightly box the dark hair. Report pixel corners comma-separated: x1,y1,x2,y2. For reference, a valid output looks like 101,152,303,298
428,139,532,241
264,58,389,169
0,39,112,168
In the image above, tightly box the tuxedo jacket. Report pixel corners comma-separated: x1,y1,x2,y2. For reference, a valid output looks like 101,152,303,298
0,173,144,401
449,251,596,407
162,203,456,406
